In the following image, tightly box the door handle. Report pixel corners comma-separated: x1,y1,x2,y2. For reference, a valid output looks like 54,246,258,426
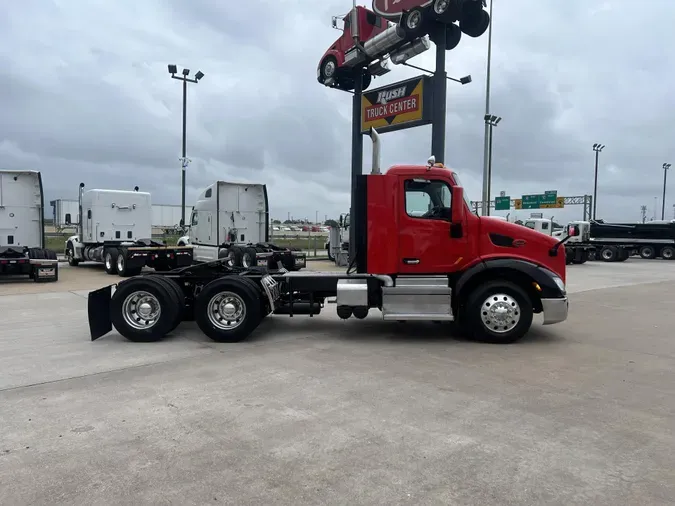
402,258,420,265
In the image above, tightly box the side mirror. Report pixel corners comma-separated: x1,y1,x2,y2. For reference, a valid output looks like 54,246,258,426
568,225,579,237
451,186,466,223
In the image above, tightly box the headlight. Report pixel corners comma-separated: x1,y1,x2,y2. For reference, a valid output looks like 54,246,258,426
551,275,566,294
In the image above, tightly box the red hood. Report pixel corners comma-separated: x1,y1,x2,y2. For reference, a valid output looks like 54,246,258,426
477,217,566,281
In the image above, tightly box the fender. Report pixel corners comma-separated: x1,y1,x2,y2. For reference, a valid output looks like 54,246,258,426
454,258,565,301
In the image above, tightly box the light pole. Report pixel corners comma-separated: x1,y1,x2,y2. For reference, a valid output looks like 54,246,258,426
168,64,205,228
662,163,671,220
592,143,605,220
484,114,501,216
480,0,495,216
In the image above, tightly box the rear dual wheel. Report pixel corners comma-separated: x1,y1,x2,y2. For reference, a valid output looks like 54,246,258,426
195,277,263,343
110,275,185,342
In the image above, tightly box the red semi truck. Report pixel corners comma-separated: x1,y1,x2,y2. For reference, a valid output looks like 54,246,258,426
88,129,569,345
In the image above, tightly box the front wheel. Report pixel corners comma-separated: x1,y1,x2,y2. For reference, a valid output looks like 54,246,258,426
464,281,534,344
319,56,338,84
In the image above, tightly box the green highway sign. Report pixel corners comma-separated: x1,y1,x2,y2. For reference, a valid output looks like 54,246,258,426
495,196,510,211
521,191,558,209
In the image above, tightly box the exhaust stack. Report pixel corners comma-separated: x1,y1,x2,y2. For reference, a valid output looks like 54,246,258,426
78,182,85,239
369,128,381,175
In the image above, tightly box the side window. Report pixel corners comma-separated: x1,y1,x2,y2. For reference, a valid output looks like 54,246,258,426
541,222,549,230
87,210,91,219
205,188,212,198
524,221,535,229
404,179,452,219
191,211,199,226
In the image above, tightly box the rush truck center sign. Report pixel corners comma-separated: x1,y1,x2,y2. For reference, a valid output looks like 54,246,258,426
361,75,433,134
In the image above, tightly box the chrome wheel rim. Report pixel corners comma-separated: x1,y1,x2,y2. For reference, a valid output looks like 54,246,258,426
207,291,246,330
122,291,161,329
105,254,112,270
324,60,336,77
641,248,653,257
434,0,449,14
242,252,254,268
407,11,422,29
663,248,674,259
117,254,124,271
602,249,613,260
480,293,520,333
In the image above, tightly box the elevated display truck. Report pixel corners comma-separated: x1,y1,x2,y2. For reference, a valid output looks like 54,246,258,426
176,181,306,271
0,170,59,282
88,129,570,345
66,183,193,277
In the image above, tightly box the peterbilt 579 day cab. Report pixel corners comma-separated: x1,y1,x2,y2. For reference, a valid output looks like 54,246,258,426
0,170,59,282
88,129,570,345
176,181,306,271
66,183,193,277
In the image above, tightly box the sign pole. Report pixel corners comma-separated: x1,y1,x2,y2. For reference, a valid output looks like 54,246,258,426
349,68,364,265
430,23,447,164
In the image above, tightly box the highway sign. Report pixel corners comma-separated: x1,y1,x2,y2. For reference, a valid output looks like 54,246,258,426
522,191,559,209
495,196,510,211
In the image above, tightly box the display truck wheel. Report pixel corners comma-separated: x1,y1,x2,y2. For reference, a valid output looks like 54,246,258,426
236,276,270,320
432,0,453,20
661,246,675,260
320,56,338,83
464,280,534,344
116,250,142,277
638,246,656,259
110,277,178,342
145,275,185,332
445,23,462,50
599,245,618,262
66,242,80,266
241,247,258,268
194,277,262,343
401,7,425,37
460,8,490,37
104,248,119,275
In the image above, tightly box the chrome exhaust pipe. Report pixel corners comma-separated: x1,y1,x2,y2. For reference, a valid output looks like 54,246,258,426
369,127,381,174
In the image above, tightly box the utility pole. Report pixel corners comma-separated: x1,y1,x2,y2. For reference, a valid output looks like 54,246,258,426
640,205,647,224
480,0,495,216
662,163,671,220
484,115,501,216
168,64,205,228
592,143,605,220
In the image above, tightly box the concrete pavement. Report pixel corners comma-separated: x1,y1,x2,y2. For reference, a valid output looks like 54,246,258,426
1,260,675,505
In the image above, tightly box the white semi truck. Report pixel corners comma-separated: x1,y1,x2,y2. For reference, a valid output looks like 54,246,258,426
522,218,593,264
0,170,59,282
177,181,306,270
326,213,350,266
65,183,193,276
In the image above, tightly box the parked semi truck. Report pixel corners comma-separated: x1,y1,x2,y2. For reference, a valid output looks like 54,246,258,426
0,170,59,282
326,213,349,265
176,181,307,271
65,183,193,276
587,219,675,261
521,218,593,264
88,129,570,345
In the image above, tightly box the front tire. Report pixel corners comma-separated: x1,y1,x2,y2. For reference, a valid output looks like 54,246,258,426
110,277,178,342
460,8,490,37
319,56,338,84
401,8,426,38
464,281,534,344
194,277,262,343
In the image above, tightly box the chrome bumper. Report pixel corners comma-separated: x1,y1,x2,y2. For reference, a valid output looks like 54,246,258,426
541,297,568,325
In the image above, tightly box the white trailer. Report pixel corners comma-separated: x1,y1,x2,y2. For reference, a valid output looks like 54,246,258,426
50,198,79,231
152,204,183,231
66,183,193,276
0,170,59,282
177,181,306,270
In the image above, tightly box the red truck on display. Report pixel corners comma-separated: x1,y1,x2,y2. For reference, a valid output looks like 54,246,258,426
88,129,570,346
317,1,489,91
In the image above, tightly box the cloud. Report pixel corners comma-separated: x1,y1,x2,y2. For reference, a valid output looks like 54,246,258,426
0,0,674,224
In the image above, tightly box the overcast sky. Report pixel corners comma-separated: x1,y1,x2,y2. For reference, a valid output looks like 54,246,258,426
1,0,673,224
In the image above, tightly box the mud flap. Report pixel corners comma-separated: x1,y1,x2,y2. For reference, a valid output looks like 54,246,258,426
88,285,113,340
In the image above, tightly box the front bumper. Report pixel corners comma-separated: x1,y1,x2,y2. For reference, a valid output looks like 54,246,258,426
541,297,568,325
